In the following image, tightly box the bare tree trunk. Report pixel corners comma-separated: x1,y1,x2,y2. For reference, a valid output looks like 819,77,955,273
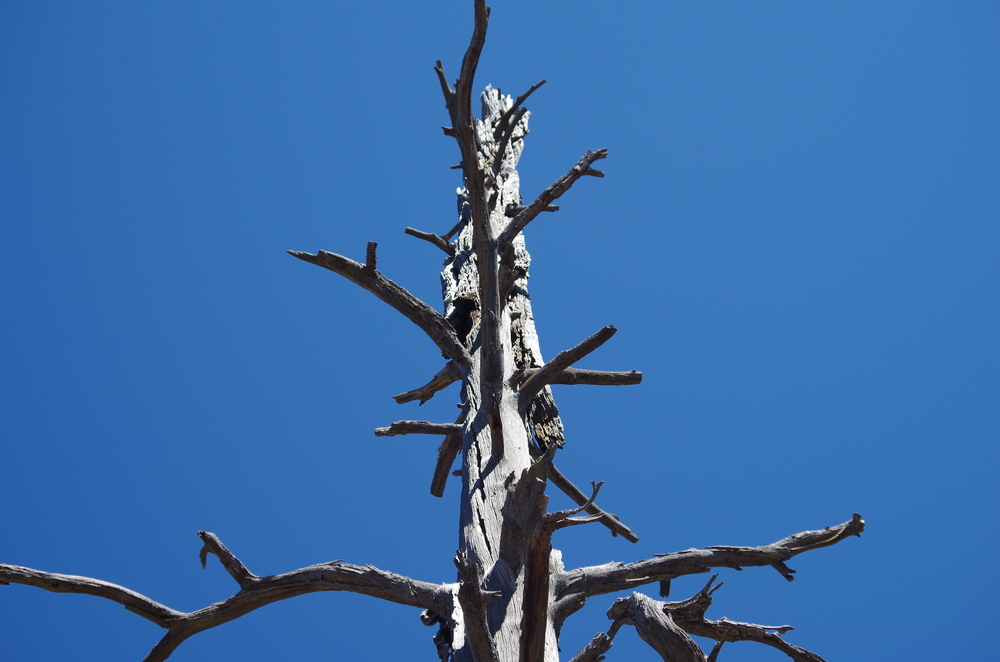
0,3,864,661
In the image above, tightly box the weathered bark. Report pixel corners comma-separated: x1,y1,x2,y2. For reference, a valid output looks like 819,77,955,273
0,2,864,661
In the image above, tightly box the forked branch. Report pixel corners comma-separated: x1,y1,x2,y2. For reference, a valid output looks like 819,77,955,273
288,248,472,369
1,533,451,662
538,454,640,543
637,575,828,662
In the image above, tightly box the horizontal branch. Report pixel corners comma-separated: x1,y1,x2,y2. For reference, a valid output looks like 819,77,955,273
374,421,462,437
498,148,609,249
288,248,471,369
519,326,617,408
393,361,462,405
3,534,452,662
519,368,642,387
556,514,865,599
505,203,558,217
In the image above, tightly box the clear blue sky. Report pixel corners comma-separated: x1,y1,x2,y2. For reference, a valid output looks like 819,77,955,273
2,2,996,660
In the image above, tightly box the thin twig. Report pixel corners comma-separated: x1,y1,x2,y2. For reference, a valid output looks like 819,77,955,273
492,106,527,173
545,481,604,530
544,459,640,542
493,79,546,141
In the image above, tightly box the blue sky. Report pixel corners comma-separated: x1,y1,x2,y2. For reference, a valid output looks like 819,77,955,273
1,1,997,660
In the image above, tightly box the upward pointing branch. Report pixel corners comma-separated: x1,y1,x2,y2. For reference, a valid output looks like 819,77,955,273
288,249,472,370
498,148,609,250
519,326,617,408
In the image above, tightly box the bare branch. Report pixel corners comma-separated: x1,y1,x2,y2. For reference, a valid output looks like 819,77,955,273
492,106,527,173
374,420,462,437
405,227,456,257
505,203,558,217
365,241,378,270
3,534,452,662
498,148,609,249
645,575,829,662
198,531,257,588
556,514,865,599
544,481,604,531
519,326,617,408
0,564,183,627
430,419,464,497
568,632,614,662
288,249,472,369
545,460,640,543
434,60,454,104
519,367,642,387
492,79,545,141
553,592,588,637
393,361,462,405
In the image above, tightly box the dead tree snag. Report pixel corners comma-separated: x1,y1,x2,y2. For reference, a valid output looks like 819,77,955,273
0,2,863,660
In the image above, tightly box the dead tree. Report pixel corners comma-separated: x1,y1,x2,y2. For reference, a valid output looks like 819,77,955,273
0,2,863,661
